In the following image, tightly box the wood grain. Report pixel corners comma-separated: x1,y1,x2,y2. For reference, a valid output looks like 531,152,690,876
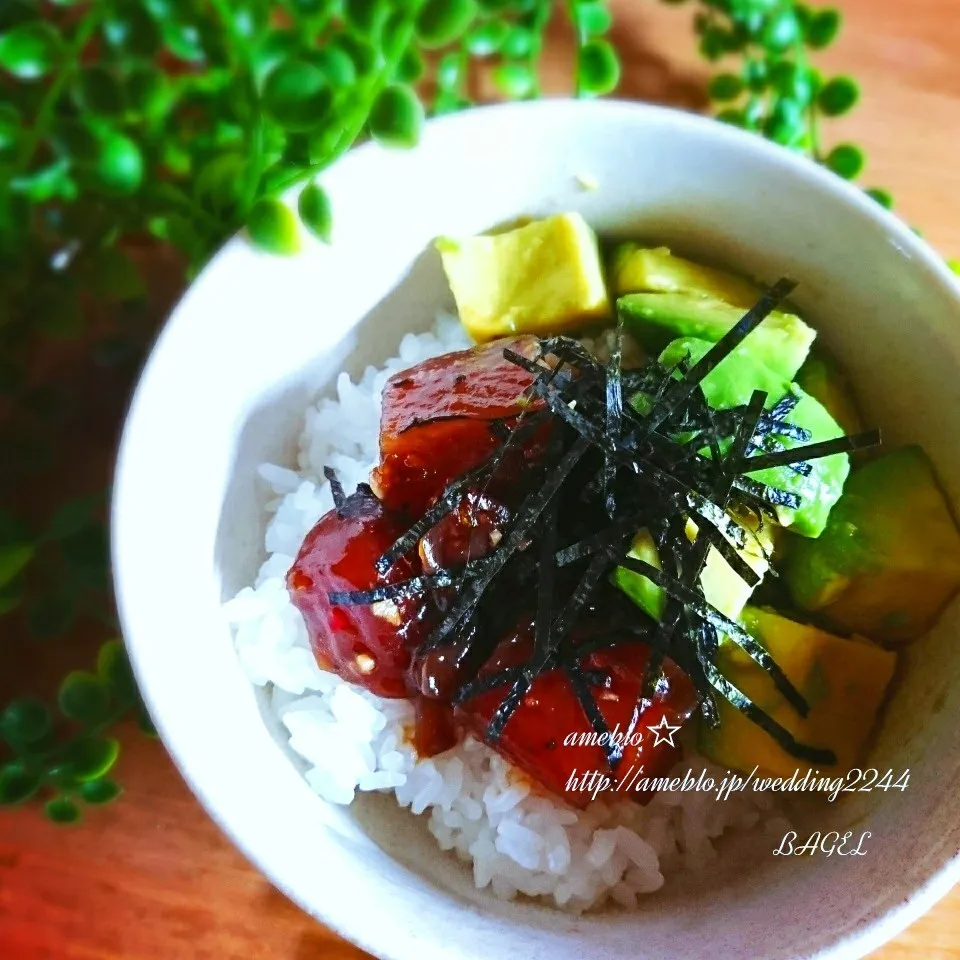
3,0,960,957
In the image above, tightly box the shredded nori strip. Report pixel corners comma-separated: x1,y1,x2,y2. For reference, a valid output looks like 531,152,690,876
324,466,345,510
325,279,875,767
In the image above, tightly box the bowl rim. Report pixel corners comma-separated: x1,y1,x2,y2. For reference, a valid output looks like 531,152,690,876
111,97,960,960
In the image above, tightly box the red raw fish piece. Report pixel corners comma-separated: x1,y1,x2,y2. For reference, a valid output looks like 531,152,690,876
287,489,431,698
460,625,698,807
372,336,549,514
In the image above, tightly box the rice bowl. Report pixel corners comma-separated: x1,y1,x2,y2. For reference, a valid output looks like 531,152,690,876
113,101,960,960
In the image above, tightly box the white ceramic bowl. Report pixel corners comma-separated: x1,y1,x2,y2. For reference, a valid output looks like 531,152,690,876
112,100,960,960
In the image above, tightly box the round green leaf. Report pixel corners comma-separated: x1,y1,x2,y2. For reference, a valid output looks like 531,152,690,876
416,0,477,49
765,97,805,146
1,698,52,745
74,66,124,117
465,20,508,56
818,76,859,116
10,159,77,203
251,29,300,85
343,0,386,35
825,143,864,180
707,73,743,102
577,39,620,97
58,671,111,724
576,2,613,38
247,198,301,255
65,736,120,781
80,777,122,805
45,795,81,824
865,186,894,210
743,59,767,92
806,8,840,49
103,3,161,57
161,19,206,62
298,182,332,243
124,66,169,119
0,103,21,155
764,9,800,50
94,133,144,195
309,46,356,87
699,28,726,62
0,22,63,80
97,639,139,703
0,541,34,588
493,61,535,99
396,47,425,83
334,34,378,76
368,84,424,148
195,152,245,214
715,108,747,128
263,61,332,131
769,61,813,104
0,761,41,805
501,27,533,59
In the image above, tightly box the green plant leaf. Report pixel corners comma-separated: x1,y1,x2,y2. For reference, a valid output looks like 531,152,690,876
0,22,63,80
493,61,535,99
1,698,52,745
45,795,81,824
0,541,34,588
247,198,301,255
501,27,533,60
309,47,356,87
865,186,894,210
343,0,386,35
263,61,333,132
466,20,508,56
97,639,140,704
137,703,157,737
825,143,865,180
0,762,42,805
368,84,424,148
194,152,246,214
806,8,840,49
103,1,162,57
396,46,425,82
125,66,169,119
416,0,477,49
818,76,859,116
58,671,111,724
577,39,620,97
161,19,206,62
708,72,743,102
80,777,122,805
575,2,612,39
0,103,20,155
74,66,125,117
298,182,332,243
65,736,120,781
10,160,77,203
93,133,144,196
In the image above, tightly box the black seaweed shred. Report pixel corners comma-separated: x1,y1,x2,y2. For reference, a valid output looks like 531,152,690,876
328,280,882,765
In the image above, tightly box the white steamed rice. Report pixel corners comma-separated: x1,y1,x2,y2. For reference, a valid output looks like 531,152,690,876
225,314,785,912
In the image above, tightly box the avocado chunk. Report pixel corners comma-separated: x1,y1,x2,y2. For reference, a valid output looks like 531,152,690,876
699,606,896,777
783,446,960,642
614,514,774,623
438,212,610,342
610,244,764,307
618,291,815,383
795,353,862,436
651,337,850,539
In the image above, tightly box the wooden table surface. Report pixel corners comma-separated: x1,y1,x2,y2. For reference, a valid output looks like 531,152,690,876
3,1,960,958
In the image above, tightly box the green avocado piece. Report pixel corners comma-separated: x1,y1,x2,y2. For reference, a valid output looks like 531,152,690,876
659,336,786,411
698,605,897,777
748,387,850,539
609,244,765,306
783,446,960,642
617,291,815,383
614,520,774,624
795,353,862,437
647,338,849,538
